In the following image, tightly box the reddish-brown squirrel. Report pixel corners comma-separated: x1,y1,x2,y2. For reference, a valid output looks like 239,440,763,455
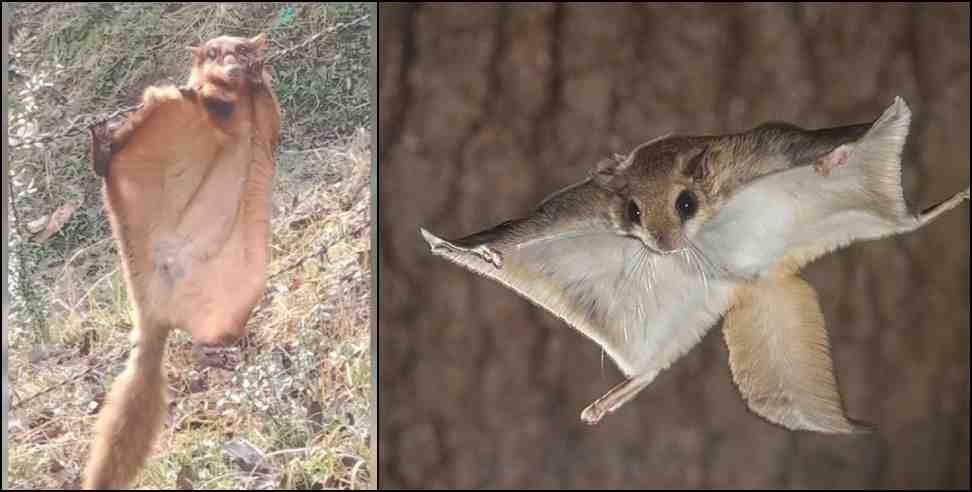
83,33,280,490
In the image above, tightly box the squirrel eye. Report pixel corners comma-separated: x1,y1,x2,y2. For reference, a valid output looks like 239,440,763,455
207,48,217,60
238,46,249,54
675,190,698,221
626,199,642,226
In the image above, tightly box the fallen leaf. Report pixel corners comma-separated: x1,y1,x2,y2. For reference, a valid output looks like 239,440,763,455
189,375,209,394
175,464,195,490
27,214,49,234
357,250,369,271
50,459,72,482
31,200,81,243
30,409,55,428
29,344,69,364
341,456,359,469
322,475,342,489
288,216,312,230
78,330,98,357
166,400,179,428
306,400,325,433
9,416,27,433
271,346,293,370
88,392,106,415
222,439,276,476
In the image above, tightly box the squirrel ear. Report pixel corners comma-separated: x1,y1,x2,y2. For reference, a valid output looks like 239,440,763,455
591,155,628,191
187,45,203,60
249,33,267,49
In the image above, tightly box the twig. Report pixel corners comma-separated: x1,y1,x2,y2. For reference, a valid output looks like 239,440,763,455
59,238,110,277
268,245,328,281
71,266,120,312
279,147,349,155
264,447,313,458
9,103,143,149
350,457,368,490
265,14,369,64
7,170,23,233
11,365,97,410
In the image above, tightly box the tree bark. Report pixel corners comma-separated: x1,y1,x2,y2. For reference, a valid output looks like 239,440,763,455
379,3,970,489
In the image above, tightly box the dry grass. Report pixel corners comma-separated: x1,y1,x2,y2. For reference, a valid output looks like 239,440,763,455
6,3,372,490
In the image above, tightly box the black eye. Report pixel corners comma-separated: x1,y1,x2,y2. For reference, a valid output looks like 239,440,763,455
626,200,642,225
675,190,698,221
238,46,249,55
207,48,217,60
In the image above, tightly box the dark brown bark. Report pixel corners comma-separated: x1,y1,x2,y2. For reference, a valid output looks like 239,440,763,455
379,3,970,489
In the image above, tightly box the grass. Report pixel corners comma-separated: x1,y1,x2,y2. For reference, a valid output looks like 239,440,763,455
6,3,372,489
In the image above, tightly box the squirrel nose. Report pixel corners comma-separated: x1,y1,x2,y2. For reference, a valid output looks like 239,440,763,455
223,56,243,79
657,233,684,254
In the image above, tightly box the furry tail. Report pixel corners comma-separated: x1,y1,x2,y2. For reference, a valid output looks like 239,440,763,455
916,186,971,227
845,97,969,232
83,331,169,490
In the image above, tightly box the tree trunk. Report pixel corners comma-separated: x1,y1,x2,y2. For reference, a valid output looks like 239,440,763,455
379,3,970,489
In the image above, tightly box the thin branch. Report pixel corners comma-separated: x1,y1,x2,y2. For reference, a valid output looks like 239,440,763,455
264,447,313,458
265,14,369,64
9,103,143,149
70,266,120,313
11,365,97,410
268,245,329,281
7,170,23,232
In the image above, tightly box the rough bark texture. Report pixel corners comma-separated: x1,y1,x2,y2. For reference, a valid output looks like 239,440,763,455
379,4,970,489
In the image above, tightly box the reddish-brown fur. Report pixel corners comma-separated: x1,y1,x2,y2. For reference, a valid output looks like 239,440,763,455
82,33,281,490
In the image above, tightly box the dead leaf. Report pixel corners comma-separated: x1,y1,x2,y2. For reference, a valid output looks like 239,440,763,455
306,400,325,433
322,475,342,489
167,400,179,428
78,330,98,357
189,375,209,394
9,416,27,433
271,346,293,370
64,476,83,490
341,456,359,469
50,459,72,483
88,392,106,415
29,344,69,364
30,409,55,428
31,200,81,243
222,439,276,476
175,464,195,490
27,214,49,234
288,216,312,230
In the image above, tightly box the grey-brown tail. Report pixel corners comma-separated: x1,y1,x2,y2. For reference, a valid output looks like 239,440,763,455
916,187,971,227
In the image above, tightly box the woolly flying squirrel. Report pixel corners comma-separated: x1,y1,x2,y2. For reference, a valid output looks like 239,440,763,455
83,33,280,489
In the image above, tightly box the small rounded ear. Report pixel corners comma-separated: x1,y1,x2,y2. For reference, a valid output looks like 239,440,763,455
250,33,267,49
681,146,708,183
187,45,203,60
592,156,628,191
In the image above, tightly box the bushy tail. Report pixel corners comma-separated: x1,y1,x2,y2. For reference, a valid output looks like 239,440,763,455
83,331,169,490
